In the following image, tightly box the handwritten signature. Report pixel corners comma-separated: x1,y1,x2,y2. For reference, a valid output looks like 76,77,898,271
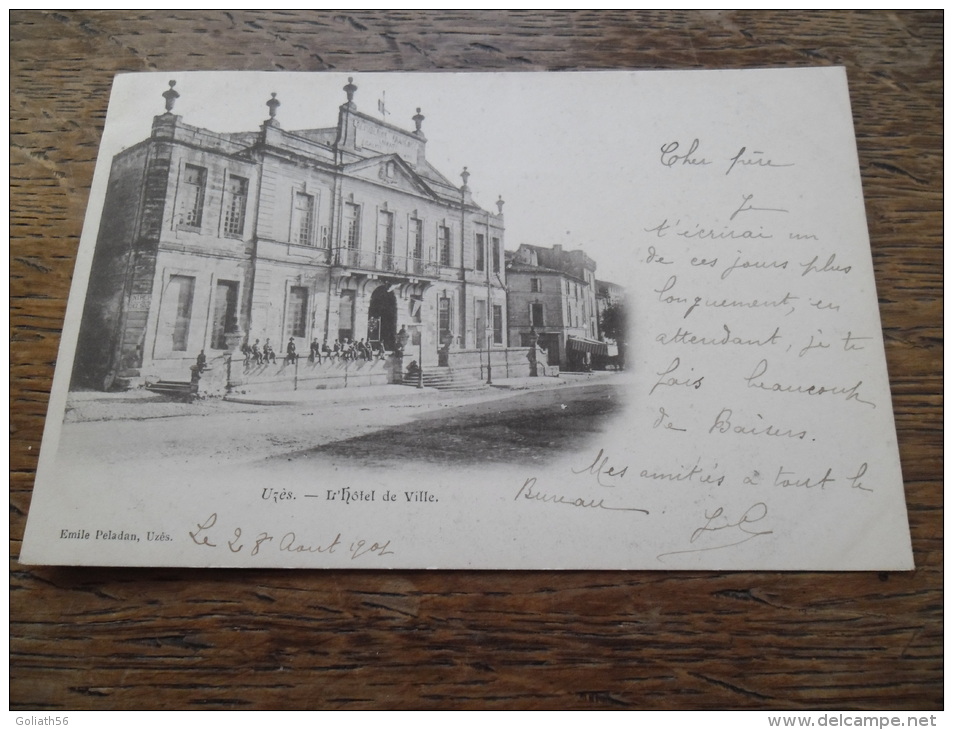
657,502,772,561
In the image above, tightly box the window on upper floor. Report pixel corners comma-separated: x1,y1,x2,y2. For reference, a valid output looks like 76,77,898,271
411,218,424,260
223,175,248,237
179,164,206,228
439,225,452,266
492,237,501,273
531,302,544,328
378,209,395,255
530,278,542,293
344,203,361,249
293,192,315,246
476,233,485,272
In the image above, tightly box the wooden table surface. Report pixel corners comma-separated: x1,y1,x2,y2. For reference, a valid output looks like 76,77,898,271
10,11,942,711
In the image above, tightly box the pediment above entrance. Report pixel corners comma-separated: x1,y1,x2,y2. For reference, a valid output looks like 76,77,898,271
343,154,439,200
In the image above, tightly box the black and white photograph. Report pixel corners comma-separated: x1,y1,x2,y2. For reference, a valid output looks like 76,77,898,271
65,72,629,473
21,69,913,570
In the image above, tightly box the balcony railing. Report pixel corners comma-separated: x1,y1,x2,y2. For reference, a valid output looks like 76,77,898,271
332,247,441,278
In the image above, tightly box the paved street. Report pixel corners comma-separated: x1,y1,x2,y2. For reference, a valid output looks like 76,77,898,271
278,382,626,468
57,374,629,471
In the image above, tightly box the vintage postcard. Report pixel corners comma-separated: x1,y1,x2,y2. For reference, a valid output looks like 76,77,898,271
20,68,914,569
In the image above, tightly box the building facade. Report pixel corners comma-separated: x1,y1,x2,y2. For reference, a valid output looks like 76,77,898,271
596,278,625,312
505,243,604,370
73,79,508,390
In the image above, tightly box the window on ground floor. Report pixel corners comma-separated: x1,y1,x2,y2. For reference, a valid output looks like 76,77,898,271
475,299,486,347
493,304,503,345
167,274,195,352
285,286,309,340
338,290,354,342
211,280,239,350
438,296,452,344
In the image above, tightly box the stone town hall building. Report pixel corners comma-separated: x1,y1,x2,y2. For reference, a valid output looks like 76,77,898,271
72,78,512,391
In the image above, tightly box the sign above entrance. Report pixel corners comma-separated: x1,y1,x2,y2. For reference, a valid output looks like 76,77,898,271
351,117,422,165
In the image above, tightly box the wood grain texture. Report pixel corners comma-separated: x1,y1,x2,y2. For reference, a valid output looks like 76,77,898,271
10,10,942,710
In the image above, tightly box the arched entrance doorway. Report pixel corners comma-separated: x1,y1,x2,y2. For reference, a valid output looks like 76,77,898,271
367,285,398,351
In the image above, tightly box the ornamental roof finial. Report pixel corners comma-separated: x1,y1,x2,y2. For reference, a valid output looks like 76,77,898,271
266,92,280,120
343,77,358,108
162,80,179,113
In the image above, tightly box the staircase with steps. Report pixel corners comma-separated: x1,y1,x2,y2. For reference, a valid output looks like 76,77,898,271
402,366,486,391
145,379,197,400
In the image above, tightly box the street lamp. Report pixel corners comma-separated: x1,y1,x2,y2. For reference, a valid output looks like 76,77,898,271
417,324,423,389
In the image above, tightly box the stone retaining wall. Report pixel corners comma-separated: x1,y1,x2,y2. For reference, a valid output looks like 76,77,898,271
186,346,553,395
223,354,397,394
442,347,556,380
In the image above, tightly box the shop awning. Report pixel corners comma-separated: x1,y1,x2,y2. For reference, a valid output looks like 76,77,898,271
566,336,609,356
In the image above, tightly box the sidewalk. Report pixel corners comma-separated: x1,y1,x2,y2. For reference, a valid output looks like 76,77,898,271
224,369,626,405
63,370,628,422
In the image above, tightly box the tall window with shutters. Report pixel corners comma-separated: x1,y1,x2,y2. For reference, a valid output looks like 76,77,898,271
344,203,361,249
211,280,239,349
411,218,424,260
293,192,315,246
378,210,394,255
476,233,485,271
493,305,504,345
439,225,452,266
166,275,195,351
223,175,248,237
285,286,308,340
179,165,206,228
438,296,452,344
531,302,544,328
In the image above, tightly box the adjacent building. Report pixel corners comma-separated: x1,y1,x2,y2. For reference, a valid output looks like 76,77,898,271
505,243,605,370
595,278,626,366
596,279,625,310
72,78,509,390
